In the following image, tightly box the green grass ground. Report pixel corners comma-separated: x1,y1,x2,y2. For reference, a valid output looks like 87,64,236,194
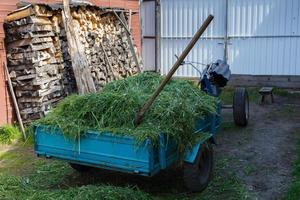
0,139,251,200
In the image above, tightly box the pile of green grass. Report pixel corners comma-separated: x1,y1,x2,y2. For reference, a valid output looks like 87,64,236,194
0,124,20,144
38,72,216,155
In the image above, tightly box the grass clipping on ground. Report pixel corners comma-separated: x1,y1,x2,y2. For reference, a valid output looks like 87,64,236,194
0,125,20,144
38,72,217,155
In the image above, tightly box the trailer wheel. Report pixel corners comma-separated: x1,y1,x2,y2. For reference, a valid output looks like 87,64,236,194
69,163,92,172
233,87,249,126
183,143,213,192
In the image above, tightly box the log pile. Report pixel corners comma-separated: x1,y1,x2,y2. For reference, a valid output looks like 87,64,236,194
4,5,71,123
4,4,142,123
70,6,141,90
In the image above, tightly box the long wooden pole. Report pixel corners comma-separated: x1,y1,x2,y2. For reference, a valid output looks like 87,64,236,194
134,15,214,126
3,62,26,139
62,0,96,94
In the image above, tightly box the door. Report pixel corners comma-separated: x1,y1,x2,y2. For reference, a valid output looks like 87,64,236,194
141,0,156,71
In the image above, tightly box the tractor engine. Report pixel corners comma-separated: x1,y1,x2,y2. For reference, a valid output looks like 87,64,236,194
201,60,231,97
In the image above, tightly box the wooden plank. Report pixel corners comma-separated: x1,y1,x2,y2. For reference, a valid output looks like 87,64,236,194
6,24,53,34
62,0,96,94
6,37,53,48
5,5,34,22
128,9,132,30
5,31,55,43
259,87,273,94
5,16,52,27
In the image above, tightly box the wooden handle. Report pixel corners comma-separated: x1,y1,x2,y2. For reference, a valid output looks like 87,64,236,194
134,15,214,126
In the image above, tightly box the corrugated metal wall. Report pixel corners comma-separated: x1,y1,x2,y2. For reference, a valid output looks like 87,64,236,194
228,0,300,75
159,0,300,77
160,0,225,77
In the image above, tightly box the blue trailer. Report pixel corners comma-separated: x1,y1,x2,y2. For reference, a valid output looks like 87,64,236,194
34,107,221,191
34,108,221,170
34,60,249,192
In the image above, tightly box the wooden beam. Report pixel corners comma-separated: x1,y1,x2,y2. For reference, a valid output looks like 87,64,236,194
128,9,132,30
3,62,26,140
5,6,34,22
62,0,96,94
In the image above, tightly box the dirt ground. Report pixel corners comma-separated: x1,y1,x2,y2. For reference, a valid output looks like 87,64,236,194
218,94,300,199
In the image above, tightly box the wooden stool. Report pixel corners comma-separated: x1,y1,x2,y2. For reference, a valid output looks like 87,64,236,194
259,87,274,104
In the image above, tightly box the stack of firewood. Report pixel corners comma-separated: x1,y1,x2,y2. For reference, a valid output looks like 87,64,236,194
51,10,77,94
4,5,72,123
4,4,142,123
70,6,141,90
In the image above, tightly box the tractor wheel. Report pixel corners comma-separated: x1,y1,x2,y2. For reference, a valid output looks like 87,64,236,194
233,87,249,126
69,163,92,172
183,143,213,192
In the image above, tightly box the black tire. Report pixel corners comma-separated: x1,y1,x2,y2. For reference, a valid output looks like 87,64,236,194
69,163,92,172
233,87,249,126
183,143,213,192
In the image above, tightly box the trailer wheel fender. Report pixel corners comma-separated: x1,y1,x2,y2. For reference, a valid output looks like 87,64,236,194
183,143,213,192
184,135,215,164
184,143,202,164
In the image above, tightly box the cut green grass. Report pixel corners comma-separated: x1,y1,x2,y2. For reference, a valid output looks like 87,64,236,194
0,173,151,200
273,88,300,98
0,124,21,144
220,86,259,105
0,142,251,200
37,72,217,158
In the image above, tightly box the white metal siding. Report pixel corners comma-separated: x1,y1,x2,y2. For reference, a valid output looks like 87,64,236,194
228,0,300,75
161,0,226,38
228,0,300,37
161,39,224,76
160,0,226,77
228,37,300,75
159,0,300,76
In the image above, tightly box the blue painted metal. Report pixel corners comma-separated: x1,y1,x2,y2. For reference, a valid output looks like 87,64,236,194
34,103,221,176
183,102,221,163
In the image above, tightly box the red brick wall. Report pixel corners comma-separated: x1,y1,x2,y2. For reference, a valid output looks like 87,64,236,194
0,0,141,125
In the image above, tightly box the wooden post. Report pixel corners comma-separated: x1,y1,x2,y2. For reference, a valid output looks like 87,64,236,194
3,62,26,140
128,9,132,30
114,11,141,72
62,0,96,94
134,15,214,126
